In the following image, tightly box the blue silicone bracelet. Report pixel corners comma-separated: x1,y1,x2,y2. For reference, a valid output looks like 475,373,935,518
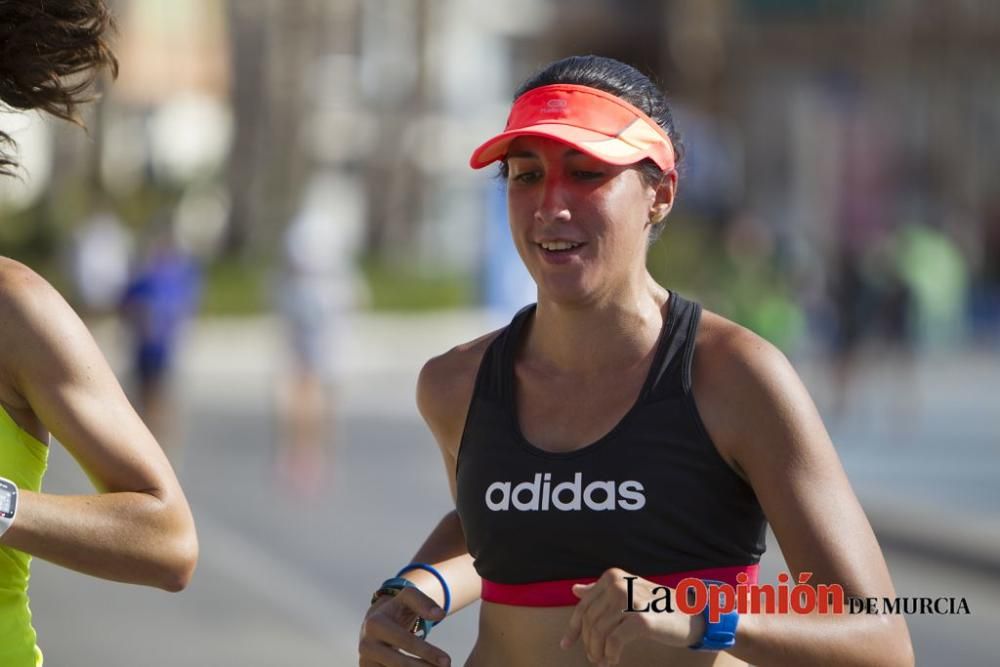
396,562,452,617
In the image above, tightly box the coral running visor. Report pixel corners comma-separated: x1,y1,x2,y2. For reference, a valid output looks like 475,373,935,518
469,84,675,171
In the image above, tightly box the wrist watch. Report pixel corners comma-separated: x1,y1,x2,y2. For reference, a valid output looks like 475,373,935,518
689,603,739,651
689,609,740,651
688,579,739,651
370,576,434,639
0,477,18,538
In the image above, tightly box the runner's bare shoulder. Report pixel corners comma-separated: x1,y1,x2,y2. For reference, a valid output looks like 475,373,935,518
0,257,70,354
417,329,503,450
0,257,82,405
692,307,804,469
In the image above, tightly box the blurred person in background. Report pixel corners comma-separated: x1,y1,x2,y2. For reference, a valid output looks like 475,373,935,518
977,195,1000,340
872,229,919,441
68,201,133,320
826,244,872,424
120,216,202,455
358,55,913,667
826,236,918,440
275,170,364,496
480,179,538,326
894,221,969,349
0,3,198,665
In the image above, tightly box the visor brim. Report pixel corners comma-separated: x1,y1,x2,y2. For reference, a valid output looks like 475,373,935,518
469,124,655,170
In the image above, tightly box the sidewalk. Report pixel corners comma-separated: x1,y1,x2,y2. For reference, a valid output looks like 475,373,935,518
177,311,1000,576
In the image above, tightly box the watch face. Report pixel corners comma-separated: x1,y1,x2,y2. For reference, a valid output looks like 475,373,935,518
0,480,15,519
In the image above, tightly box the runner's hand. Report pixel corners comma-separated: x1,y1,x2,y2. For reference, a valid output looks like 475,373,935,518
561,568,702,666
359,587,451,666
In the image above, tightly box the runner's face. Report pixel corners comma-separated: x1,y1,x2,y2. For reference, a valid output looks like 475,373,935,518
505,136,658,305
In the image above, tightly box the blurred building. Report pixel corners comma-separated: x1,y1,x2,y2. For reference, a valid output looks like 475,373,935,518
2,0,998,337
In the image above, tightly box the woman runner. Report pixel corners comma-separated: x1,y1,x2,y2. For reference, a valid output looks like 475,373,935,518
358,55,912,667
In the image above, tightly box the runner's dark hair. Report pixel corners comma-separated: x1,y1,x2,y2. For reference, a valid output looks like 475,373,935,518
0,0,118,176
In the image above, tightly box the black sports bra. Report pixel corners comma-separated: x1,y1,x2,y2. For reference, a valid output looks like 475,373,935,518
455,294,767,604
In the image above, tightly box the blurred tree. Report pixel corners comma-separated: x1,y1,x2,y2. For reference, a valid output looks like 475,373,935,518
224,0,334,258
359,0,430,261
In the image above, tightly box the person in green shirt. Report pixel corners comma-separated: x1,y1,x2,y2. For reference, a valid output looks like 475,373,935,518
0,3,198,665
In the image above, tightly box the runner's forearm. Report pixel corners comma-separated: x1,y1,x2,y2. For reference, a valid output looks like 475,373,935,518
403,510,479,614
729,610,913,666
0,488,197,591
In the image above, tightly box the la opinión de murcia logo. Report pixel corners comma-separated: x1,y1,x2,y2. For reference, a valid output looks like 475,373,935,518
623,572,971,622
484,473,646,512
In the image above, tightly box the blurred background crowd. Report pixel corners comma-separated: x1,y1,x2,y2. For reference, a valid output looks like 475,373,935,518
2,0,998,345
1,1,998,665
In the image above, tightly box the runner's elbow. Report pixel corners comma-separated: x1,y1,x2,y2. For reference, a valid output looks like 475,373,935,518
879,617,914,667
157,529,199,592
890,638,915,667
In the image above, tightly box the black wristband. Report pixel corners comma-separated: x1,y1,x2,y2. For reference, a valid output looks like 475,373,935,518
369,577,432,638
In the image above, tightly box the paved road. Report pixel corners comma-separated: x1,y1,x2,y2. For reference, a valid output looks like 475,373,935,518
25,314,1000,666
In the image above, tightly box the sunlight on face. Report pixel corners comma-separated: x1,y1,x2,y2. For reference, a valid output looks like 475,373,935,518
504,136,659,306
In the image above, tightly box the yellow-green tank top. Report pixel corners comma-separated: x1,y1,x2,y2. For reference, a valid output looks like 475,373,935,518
0,405,48,667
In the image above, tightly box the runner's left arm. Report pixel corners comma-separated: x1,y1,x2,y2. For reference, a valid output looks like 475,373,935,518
695,327,914,666
0,261,197,591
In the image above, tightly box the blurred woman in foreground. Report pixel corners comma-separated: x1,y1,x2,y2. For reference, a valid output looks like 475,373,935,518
0,3,198,664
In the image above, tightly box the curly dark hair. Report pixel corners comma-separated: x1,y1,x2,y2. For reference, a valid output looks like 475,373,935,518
0,0,118,176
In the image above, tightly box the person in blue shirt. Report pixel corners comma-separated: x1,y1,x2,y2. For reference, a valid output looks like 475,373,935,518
121,225,202,451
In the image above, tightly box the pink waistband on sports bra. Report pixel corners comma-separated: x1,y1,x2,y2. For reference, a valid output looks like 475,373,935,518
481,563,759,607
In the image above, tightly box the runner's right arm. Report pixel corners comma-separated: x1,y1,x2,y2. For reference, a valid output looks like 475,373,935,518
359,337,495,666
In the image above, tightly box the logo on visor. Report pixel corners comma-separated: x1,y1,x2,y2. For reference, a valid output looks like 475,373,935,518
542,98,568,113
